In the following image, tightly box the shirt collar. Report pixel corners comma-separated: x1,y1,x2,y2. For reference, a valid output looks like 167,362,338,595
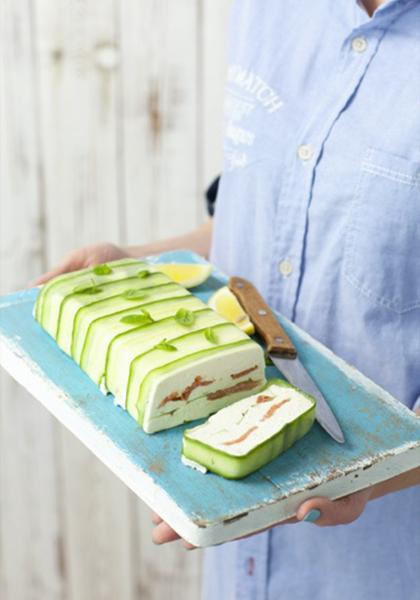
352,0,417,30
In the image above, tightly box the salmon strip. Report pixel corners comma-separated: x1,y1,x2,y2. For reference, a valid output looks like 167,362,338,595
256,394,274,403
230,364,258,379
260,398,290,421
207,378,262,401
223,426,258,446
159,375,215,407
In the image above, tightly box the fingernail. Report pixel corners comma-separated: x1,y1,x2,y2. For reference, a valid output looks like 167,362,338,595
302,509,321,523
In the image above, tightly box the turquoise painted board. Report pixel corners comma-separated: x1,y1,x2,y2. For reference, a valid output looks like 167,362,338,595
0,249,419,547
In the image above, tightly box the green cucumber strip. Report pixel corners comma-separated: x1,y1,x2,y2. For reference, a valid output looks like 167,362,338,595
81,295,204,385
106,309,228,405
71,282,186,362
135,338,258,426
56,272,170,354
125,323,249,420
34,258,141,323
39,260,152,338
182,378,316,479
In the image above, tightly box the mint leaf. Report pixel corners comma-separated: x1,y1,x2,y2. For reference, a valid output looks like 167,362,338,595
154,338,177,352
120,314,153,325
204,327,218,344
123,289,148,301
73,279,102,295
137,269,151,278
93,263,112,275
175,307,195,326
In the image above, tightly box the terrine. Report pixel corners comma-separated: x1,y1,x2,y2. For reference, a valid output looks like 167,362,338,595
34,258,267,433
182,378,316,478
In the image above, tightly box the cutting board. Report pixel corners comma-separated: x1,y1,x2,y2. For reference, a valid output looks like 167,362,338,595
0,249,419,547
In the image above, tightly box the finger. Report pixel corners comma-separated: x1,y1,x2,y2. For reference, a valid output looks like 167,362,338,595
28,260,73,287
150,511,163,525
152,521,181,545
297,489,371,526
29,268,63,287
180,539,197,550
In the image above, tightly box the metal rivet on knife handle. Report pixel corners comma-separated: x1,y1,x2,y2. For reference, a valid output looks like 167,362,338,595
228,276,297,358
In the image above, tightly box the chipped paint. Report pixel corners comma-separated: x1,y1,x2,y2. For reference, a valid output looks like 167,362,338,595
149,460,164,475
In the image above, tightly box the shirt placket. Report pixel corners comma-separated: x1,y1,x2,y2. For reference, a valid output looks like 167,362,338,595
235,529,270,600
267,26,384,319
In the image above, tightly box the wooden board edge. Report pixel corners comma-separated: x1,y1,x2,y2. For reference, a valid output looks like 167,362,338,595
1,333,419,547
194,442,420,546
0,334,201,545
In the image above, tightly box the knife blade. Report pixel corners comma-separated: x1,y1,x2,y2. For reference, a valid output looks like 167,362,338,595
228,276,345,444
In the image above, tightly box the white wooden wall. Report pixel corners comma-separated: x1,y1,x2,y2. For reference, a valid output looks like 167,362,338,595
0,2,230,598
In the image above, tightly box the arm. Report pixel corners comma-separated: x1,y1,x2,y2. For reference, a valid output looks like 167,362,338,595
125,217,214,261
30,217,213,286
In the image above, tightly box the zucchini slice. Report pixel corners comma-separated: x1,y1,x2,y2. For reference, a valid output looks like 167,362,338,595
72,282,187,363
80,293,200,384
182,378,316,479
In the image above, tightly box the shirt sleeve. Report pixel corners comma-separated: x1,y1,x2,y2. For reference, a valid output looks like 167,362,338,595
205,176,220,217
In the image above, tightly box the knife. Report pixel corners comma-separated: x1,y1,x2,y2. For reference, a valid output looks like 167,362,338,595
228,276,345,444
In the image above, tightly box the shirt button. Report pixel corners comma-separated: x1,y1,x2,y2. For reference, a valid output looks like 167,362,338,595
246,556,255,575
351,36,368,53
297,144,313,161
278,259,293,277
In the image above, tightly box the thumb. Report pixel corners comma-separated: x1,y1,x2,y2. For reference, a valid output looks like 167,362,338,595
296,488,372,527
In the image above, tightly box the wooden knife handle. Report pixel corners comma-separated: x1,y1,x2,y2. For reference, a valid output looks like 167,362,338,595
228,276,297,358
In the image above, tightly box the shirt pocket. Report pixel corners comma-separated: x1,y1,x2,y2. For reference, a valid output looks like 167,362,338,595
344,147,420,314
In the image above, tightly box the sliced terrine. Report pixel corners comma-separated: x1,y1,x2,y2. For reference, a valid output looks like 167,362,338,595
34,258,267,433
182,378,316,478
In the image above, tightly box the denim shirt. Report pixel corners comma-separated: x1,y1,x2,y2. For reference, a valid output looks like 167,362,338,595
203,1,420,598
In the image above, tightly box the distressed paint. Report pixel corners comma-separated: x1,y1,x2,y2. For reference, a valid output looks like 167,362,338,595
1,250,419,547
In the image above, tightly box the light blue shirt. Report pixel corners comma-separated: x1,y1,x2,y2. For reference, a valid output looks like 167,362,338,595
203,1,420,598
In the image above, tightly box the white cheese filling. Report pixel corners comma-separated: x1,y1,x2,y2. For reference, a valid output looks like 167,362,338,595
185,383,313,456
181,455,208,474
141,343,265,432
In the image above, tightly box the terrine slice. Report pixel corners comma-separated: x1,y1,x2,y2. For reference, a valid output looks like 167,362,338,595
182,378,316,478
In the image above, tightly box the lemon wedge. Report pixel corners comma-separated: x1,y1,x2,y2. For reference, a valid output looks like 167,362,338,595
208,286,255,335
151,262,212,288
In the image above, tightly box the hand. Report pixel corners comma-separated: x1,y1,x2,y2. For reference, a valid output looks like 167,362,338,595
28,243,131,287
150,486,373,549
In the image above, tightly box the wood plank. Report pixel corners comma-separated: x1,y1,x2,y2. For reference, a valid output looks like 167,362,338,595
133,507,203,600
120,0,201,246
201,0,231,196
35,0,123,263
33,2,134,599
0,2,63,599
